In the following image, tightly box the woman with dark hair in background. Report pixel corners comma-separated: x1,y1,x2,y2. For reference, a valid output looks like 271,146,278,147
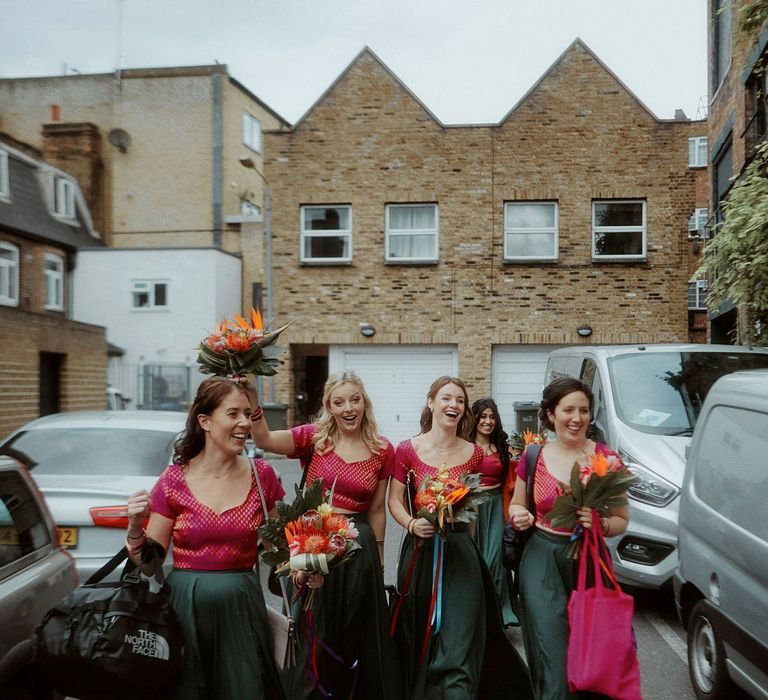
250,370,399,700
509,376,630,700
469,397,517,627
388,376,532,700
126,376,285,700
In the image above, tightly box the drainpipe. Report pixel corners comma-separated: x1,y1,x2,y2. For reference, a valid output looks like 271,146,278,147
212,72,223,247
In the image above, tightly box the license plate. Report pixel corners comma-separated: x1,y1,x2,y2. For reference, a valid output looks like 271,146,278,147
57,527,78,548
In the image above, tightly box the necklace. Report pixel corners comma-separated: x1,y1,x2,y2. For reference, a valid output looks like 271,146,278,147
429,440,461,454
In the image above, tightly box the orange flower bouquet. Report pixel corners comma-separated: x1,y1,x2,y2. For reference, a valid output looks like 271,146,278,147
259,479,361,610
413,465,486,540
544,452,636,558
197,307,290,378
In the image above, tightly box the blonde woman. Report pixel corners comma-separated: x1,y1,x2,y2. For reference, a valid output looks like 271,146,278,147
251,371,400,700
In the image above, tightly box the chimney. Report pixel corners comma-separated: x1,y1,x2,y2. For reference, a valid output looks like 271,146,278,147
42,122,107,240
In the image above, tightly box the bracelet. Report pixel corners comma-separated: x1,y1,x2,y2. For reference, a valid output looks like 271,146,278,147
407,518,416,534
250,406,264,423
125,537,145,556
601,517,609,536
127,528,146,541
376,539,384,544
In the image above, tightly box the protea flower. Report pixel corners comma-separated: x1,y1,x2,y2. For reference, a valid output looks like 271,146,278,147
301,509,323,532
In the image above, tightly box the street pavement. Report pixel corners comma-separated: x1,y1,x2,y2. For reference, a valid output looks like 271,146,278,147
261,455,698,700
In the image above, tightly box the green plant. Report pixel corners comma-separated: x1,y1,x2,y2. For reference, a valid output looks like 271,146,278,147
695,140,768,345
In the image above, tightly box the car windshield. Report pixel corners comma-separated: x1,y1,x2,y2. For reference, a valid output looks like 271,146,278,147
609,352,768,435
0,428,177,475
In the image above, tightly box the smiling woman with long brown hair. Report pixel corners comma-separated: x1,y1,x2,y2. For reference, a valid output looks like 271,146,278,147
388,376,532,700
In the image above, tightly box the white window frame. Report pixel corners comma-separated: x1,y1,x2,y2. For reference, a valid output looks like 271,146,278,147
688,279,708,310
688,136,708,168
688,208,709,238
503,201,559,261
242,112,262,153
131,280,169,310
0,150,9,200
54,177,75,219
592,200,647,261
44,253,64,311
385,203,439,263
0,242,19,306
300,206,353,264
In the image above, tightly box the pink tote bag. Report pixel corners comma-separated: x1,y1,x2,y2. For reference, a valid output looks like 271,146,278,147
566,515,642,700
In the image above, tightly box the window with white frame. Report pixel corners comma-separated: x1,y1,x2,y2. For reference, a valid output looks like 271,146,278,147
0,150,9,198
44,253,64,310
688,208,709,237
504,201,558,260
592,200,646,260
54,177,75,219
300,206,352,263
385,204,439,262
0,242,19,306
688,279,708,310
131,280,168,310
688,137,708,168
242,112,262,153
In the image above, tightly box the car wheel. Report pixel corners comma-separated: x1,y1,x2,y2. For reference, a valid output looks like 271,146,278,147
687,600,733,700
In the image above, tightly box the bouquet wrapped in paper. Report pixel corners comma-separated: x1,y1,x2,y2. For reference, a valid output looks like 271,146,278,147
413,464,487,540
544,451,636,558
259,479,361,610
197,307,290,378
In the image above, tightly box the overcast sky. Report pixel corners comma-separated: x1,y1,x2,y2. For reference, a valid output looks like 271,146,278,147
2,0,708,125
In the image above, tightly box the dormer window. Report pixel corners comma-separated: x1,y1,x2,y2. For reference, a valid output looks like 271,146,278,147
0,150,9,199
54,177,75,219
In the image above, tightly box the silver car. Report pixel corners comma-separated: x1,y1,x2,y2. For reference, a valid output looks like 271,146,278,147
0,455,78,695
0,411,187,582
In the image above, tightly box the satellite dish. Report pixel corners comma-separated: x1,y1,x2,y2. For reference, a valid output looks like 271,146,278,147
107,128,131,153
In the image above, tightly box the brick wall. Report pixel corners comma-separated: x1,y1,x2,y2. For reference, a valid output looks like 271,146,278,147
263,42,702,406
0,307,107,436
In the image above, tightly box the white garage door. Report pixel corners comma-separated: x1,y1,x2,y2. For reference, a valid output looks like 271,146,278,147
491,345,562,434
329,345,458,446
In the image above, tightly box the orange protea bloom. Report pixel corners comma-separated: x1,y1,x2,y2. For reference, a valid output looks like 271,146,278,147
445,485,470,505
225,332,251,352
414,490,432,509
322,513,349,534
591,452,609,477
303,534,329,554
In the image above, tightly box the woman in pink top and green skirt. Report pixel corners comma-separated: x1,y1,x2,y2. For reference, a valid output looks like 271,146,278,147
251,370,401,700
126,376,286,700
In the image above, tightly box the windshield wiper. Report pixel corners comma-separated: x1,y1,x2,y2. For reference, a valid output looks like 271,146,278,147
666,428,693,436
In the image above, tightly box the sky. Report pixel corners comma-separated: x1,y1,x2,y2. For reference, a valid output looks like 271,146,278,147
1,0,708,125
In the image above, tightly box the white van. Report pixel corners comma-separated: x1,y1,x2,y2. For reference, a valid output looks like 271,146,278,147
545,344,768,589
674,369,768,699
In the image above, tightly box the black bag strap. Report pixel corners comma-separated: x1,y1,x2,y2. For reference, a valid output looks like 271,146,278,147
85,538,166,586
298,444,314,491
524,444,542,521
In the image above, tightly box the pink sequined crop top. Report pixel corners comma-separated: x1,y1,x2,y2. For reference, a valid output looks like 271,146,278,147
150,460,284,570
515,443,624,534
476,450,505,487
289,423,392,512
392,439,484,486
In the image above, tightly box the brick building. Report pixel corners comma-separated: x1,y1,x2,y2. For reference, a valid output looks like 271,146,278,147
263,41,706,440
0,134,107,436
705,0,768,342
0,65,290,404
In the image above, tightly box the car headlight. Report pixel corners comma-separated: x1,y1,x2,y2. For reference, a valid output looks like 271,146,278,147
619,449,679,507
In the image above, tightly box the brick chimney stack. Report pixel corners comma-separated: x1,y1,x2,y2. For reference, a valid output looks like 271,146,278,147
42,122,107,242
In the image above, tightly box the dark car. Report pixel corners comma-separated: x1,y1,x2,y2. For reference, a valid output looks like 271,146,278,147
0,455,78,696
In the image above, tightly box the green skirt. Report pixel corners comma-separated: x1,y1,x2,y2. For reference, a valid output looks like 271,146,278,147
392,527,533,700
519,530,608,700
475,487,517,626
284,513,401,700
166,568,285,700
